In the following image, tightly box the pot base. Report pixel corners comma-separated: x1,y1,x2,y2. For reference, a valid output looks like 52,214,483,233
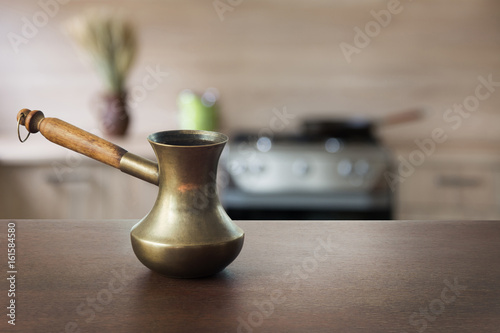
130,233,244,278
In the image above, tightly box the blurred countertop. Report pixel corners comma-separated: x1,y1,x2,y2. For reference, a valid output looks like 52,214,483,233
0,132,156,165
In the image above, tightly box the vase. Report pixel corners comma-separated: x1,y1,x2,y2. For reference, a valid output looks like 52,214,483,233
97,92,130,136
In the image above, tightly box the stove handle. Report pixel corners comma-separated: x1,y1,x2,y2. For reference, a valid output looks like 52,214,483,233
436,174,482,188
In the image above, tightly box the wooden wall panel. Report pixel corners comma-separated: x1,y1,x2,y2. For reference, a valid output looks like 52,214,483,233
1,0,499,145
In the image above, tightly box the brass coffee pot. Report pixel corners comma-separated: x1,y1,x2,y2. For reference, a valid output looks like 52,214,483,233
16,109,244,278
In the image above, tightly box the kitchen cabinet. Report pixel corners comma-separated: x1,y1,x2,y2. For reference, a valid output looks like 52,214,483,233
0,161,158,219
395,150,500,220
0,133,159,220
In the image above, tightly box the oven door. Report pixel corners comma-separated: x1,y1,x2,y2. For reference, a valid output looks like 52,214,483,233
221,132,395,220
221,188,393,220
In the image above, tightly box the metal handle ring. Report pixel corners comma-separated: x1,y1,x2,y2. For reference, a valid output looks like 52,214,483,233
17,113,30,143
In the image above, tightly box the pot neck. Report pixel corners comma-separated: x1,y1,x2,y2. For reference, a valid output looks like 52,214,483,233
151,141,225,189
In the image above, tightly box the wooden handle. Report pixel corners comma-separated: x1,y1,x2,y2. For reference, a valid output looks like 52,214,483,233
379,109,424,127
17,109,127,169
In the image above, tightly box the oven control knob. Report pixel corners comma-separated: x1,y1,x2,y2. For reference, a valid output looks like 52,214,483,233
337,159,353,177
325,138,342,153
228,160,247,175
248,159,265,174
292,159,310,176
354,159,370,176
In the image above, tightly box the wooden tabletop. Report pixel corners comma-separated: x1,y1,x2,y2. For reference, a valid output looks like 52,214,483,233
1,220,499,333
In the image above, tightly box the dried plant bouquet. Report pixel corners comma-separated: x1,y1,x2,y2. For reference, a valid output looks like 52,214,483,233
65,9,137,136
65,9,137,94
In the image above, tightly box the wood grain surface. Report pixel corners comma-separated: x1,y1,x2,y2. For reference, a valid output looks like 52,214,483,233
1,220,499,332
38,118,128,169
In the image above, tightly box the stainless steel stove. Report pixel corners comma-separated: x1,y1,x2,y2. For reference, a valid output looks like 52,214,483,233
220,120,394,220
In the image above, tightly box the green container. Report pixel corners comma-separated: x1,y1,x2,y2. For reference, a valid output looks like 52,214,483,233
178,89,218,131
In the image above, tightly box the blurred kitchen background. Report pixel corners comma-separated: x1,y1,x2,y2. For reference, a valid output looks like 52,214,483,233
1,0,500,220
